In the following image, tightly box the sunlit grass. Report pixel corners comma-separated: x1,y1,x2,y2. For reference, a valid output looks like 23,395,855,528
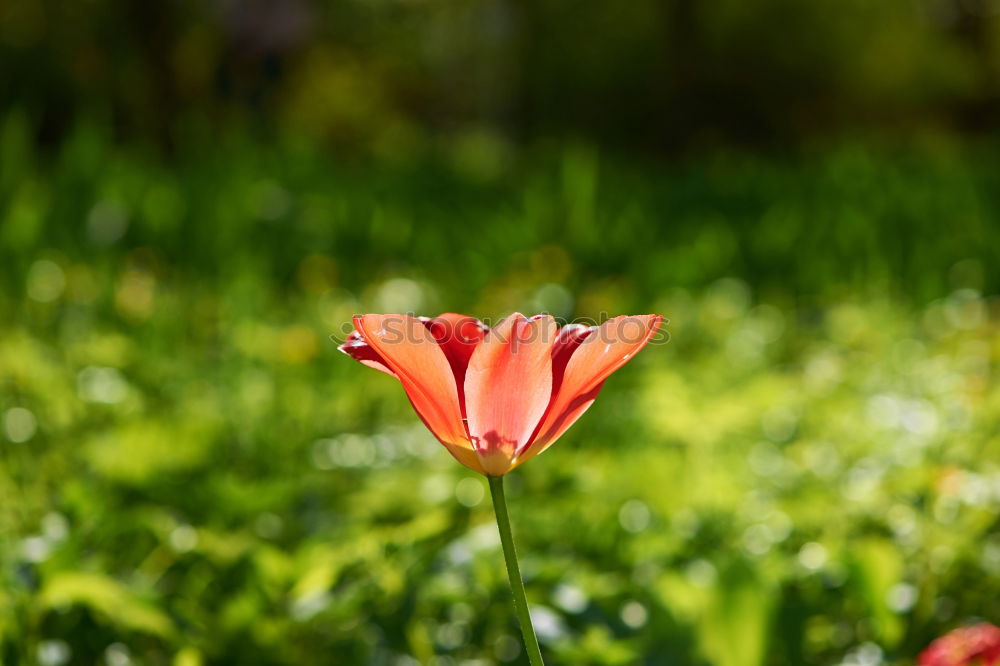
1,122,998,664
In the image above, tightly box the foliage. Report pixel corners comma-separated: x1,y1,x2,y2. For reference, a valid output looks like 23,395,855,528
1,121,999,665
2,0,999,151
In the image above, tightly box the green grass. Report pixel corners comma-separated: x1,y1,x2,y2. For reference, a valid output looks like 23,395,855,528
1,118,998,665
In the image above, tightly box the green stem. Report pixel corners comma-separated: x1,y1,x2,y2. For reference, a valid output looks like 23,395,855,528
488,475,545,666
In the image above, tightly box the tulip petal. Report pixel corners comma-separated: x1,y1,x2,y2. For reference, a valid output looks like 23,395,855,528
551,323,594,393
464,313,557,475
338,330,396,377
516,315,663,467
353,314,472,460
420,313,488,411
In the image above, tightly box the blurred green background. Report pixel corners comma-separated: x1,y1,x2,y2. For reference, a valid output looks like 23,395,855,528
2,1,1000,664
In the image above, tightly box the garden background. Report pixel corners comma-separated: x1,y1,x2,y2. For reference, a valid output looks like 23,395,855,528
1,0,999,664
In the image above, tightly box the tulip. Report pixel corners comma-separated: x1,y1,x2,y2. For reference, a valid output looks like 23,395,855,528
339,311,664,665
339,312,663,475
919,623,1000,666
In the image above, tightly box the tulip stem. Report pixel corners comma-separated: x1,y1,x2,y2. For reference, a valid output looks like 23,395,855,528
488,475,545,666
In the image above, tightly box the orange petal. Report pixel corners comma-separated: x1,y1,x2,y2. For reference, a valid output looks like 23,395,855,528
353,314,473,460
516,315,663,468
464,313,558,475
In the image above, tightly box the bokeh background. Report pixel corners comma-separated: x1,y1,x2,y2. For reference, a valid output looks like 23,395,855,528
2,1,1000,664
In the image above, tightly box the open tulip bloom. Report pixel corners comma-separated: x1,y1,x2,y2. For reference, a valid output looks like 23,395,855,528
340,312,664,664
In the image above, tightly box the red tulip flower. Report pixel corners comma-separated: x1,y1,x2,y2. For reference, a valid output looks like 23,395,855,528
339,311,663,665
919,623,1000,666
339,312,663,475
